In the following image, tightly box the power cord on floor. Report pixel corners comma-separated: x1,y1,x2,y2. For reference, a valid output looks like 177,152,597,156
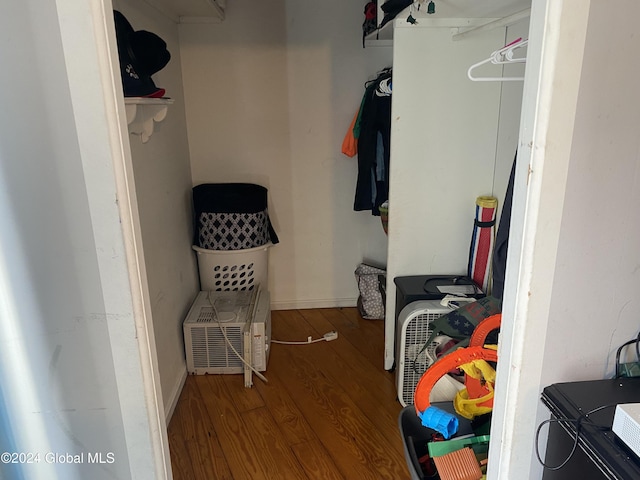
535,403,616,471
206,292,338,383
272,331,339,345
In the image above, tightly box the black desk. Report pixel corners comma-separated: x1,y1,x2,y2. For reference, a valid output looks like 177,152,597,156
541,378,640,479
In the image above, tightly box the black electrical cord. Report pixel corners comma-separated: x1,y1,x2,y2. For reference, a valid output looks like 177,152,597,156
423,276,480,294
535,403,616,471
537,333,640,469
613,332,640,379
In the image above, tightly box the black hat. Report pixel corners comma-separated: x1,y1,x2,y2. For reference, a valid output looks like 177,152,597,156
379,0,412,28
114,10,171,97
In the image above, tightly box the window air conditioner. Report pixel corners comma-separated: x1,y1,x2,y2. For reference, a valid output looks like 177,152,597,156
183,287,271,387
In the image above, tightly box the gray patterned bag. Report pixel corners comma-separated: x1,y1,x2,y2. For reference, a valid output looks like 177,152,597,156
355,263,386,320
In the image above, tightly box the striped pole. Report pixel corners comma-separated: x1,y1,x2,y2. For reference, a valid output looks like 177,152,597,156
468,196,498,293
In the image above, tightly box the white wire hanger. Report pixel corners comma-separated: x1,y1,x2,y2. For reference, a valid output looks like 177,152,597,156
468,37,528,82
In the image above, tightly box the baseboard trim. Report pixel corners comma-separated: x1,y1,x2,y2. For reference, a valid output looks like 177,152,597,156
271,297,357,311
164,367,187,423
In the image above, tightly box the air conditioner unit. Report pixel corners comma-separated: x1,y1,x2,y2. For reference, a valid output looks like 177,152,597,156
183,288,271,387
395,300,465,407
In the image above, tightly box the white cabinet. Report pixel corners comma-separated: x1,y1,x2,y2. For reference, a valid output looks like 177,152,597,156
380,3,640,480
383,17,526,370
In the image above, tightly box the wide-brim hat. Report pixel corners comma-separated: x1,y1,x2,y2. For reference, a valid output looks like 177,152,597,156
114,10,171,97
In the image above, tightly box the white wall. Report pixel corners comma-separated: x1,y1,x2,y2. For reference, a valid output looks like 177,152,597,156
490,1,640,478
536,0,640,474
384,21,522,369
542,0,640,382
179,0,392,309
113,0,199,418
0,0,168,478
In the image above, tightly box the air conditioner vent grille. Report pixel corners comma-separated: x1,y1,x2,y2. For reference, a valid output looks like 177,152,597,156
196,308,215,323
206,325,242,368
184,289,271,376
191,327,208,368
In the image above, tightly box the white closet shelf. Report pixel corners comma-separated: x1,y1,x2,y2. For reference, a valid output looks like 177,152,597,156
365,14,499,46
364,0,530,46
365,20,394,47
125,97,174,143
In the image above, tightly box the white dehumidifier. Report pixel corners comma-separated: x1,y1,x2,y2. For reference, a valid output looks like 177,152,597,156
183,287,271,387
395,299,465,407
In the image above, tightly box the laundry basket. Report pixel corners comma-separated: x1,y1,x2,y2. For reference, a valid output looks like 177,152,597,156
192,243,271,292
193,183,279,250
191,183,278,291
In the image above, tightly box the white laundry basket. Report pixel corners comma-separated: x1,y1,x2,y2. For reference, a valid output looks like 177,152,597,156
192,243,271,292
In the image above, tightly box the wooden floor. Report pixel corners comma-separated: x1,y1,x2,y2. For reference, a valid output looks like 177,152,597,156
167,307,410,480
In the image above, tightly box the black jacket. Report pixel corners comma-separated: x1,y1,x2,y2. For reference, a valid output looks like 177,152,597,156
354,72,392,215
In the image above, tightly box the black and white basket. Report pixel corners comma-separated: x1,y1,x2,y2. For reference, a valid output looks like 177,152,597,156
193,183,278,251
192,183,278,291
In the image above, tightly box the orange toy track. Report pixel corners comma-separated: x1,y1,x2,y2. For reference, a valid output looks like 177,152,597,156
413,346,498,415
465,313,501,407
412,314,501,438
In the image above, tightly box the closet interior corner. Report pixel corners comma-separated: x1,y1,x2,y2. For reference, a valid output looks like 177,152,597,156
382,3,530,370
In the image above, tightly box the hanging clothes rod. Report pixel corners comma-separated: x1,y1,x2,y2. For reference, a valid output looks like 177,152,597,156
453,8,531,41
468,38,527,82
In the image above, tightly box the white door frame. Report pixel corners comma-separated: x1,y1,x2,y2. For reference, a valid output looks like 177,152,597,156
56,0,172,478
488,1,592,478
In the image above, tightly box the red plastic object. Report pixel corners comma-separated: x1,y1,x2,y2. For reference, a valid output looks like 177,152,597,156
433,447,482,480
465,314,501,408
469,314,501,348
414,346,498,415
414,314,501,415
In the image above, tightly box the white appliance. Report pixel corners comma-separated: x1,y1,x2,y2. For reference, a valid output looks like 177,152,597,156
183,288,271,386
613,403,640,457
395,300,464,407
